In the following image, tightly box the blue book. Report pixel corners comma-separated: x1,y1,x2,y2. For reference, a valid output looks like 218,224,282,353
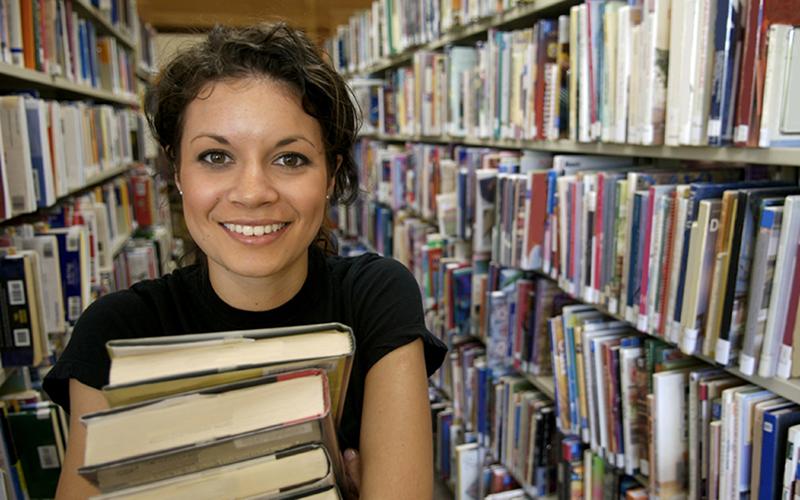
0,255,34,366
45,227,86,325
759,407,800,499
708,0,742,145
79,20,90,84
626,192,645,311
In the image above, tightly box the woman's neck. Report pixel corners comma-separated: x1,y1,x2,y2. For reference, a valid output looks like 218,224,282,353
206,253,309,312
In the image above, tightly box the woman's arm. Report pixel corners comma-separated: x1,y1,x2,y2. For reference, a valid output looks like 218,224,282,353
358,338,433,499
55,379,109,500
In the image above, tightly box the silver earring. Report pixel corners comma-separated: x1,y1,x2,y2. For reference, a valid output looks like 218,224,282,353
178,188,183,196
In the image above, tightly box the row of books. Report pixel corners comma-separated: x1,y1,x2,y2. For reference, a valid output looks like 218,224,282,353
0,0,137,96
341,0,800,149
0,95,151,220
348,139,800,381
0,169,171,367
558,446,647,499
85,0,140,37
325,0,533,74
548,305,800,499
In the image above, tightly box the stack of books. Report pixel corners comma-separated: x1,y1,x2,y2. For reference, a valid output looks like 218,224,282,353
77,322,355,499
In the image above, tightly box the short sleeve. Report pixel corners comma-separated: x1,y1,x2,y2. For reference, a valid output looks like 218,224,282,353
348,256,447,375
42,290,159,414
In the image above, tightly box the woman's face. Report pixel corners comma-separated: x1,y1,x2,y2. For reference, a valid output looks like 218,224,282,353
177,77,332,285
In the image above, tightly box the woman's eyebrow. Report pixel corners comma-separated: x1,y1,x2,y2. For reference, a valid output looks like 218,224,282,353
190,134,230,144
275,135,319,151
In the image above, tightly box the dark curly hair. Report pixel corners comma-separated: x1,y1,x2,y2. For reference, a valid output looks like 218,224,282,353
145,22,361,256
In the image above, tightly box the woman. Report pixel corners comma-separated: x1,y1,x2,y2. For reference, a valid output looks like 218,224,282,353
43,23,447,499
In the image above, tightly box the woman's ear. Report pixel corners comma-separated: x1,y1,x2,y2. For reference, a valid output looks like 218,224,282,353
174,173,183,197
328,155,342,198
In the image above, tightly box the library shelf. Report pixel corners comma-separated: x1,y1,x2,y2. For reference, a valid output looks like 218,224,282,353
0,62,139,106
345,0,582,77
0,163,133,225
71,0,136,50
527,268,800,405
359,132,800,168
111,229,135,258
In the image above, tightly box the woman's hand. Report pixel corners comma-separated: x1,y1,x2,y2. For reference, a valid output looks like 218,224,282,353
342,448,362,499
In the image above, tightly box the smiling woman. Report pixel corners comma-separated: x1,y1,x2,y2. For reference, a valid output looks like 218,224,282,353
41,23,447,500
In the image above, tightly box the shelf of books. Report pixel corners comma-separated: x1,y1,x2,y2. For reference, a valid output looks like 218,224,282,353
331,0,800,495
0,2,178,498
360,132,800,168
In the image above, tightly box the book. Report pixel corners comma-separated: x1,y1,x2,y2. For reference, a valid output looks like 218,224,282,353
101,323,354,422
83,369,333,470
91,443,338,500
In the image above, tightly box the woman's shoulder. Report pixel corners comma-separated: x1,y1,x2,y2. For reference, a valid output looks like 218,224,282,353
325,252,414,285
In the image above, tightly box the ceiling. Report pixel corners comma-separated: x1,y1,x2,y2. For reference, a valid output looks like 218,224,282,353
137,0,373,43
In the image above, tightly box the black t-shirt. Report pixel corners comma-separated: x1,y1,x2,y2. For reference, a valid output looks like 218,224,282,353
43,247,448,451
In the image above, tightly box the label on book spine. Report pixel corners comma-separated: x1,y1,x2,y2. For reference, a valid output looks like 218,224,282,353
608,298,618,315
682,328,699,355
637,315,648,332
734,125,748,143
739,354,756,376
707,119,722,139
777,346,793,380
714,338,731,365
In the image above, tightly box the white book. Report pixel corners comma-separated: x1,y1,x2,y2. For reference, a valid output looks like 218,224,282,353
0,110,12,220
602,2,623,142
758,25,796,148
627,22,642,145
48,102,69,198
578,4,591,143
642,0,670,145
719,385,756,500
61,104,85,190
653,369,691,498
20,235,65,337
7,0,23,67
664,0,687,145
687,0,716,145
448,47,478,137
455,443,480,500
763,196,800,378
0,96,37,216
614,5,633,144
678,0,698,145
569,6,580,142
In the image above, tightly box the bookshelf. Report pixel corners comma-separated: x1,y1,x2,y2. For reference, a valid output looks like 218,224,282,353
0,3,175,497
360,132,800,168
333,0,800,492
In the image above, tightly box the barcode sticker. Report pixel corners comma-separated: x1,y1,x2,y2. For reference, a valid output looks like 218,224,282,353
734,125,748,143
11,195,25,212
37,445,60,470
43,242,54,258
68,296,81,321
764,421,774,433
7,280,25,305
67,233,79,253
707,119,722,139
13,329,30,347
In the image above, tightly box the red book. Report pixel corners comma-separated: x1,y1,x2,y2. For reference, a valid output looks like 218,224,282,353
524,171,549,269
657,191,679,336
638,190,656,324
734,0,800,146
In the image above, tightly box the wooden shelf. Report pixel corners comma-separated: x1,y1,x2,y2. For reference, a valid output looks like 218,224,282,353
360,132,800,167
0,62,138,105
71,0,136,50
346,0,581,77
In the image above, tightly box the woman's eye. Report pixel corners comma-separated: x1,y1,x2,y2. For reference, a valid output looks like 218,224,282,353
199,151,232,165
275,153,309,168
